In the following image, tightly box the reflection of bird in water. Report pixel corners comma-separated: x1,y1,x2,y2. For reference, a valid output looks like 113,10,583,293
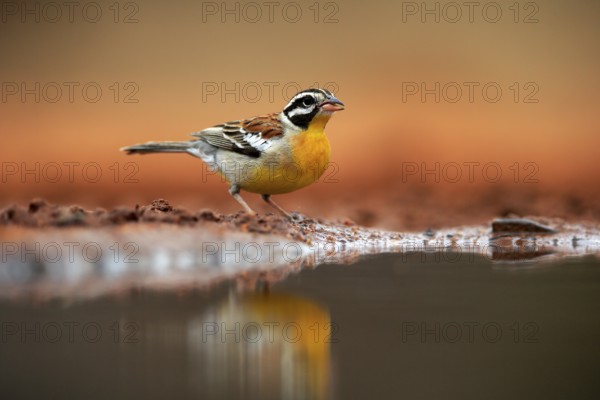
252,275,272,294
190,291,333,399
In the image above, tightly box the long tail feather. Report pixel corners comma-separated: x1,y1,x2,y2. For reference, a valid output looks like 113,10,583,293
120,141,192,155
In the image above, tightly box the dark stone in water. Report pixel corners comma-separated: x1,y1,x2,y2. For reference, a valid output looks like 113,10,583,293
423,228,435,237
492,218,557,234
490,247,555,261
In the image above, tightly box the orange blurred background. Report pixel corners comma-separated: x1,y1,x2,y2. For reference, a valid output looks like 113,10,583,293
1,0,599,229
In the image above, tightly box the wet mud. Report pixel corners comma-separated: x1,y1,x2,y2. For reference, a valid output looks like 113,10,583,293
1,199,599,300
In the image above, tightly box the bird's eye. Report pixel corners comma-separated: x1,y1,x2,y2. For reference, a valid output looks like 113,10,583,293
302,97,316,107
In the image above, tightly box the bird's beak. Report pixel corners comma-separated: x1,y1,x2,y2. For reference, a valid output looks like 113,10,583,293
320,96,345,112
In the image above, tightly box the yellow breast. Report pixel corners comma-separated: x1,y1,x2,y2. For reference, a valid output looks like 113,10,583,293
240,115,332,195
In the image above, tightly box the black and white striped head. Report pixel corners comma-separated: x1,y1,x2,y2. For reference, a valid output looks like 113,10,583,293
283,88,344,129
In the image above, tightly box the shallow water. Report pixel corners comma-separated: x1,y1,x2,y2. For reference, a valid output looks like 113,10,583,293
1,253,600,399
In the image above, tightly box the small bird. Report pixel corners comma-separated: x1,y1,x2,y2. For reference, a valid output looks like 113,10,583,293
121,88,344,218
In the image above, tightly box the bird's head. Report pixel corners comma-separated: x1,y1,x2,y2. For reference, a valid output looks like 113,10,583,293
283,88,344,130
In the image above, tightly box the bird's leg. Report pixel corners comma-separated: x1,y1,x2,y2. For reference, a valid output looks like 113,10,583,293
262,194,293,220
229,185,256,215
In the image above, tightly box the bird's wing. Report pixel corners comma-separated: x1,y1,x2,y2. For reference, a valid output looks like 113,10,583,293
191,113,284,158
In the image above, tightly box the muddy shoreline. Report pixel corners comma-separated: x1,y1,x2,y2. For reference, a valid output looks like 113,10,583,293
1,199,599,300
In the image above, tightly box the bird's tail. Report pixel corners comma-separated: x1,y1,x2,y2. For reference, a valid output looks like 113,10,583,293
120,141,193,155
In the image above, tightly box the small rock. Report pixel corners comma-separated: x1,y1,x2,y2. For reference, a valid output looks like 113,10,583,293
55,207,86,226
197,209,220,222
28,199,47,213
423,228,435,237
491,218,557,234
107,208,139,223
150,199,173,212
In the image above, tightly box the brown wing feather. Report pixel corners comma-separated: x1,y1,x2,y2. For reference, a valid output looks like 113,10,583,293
190,113,284,158
241,113,284,139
